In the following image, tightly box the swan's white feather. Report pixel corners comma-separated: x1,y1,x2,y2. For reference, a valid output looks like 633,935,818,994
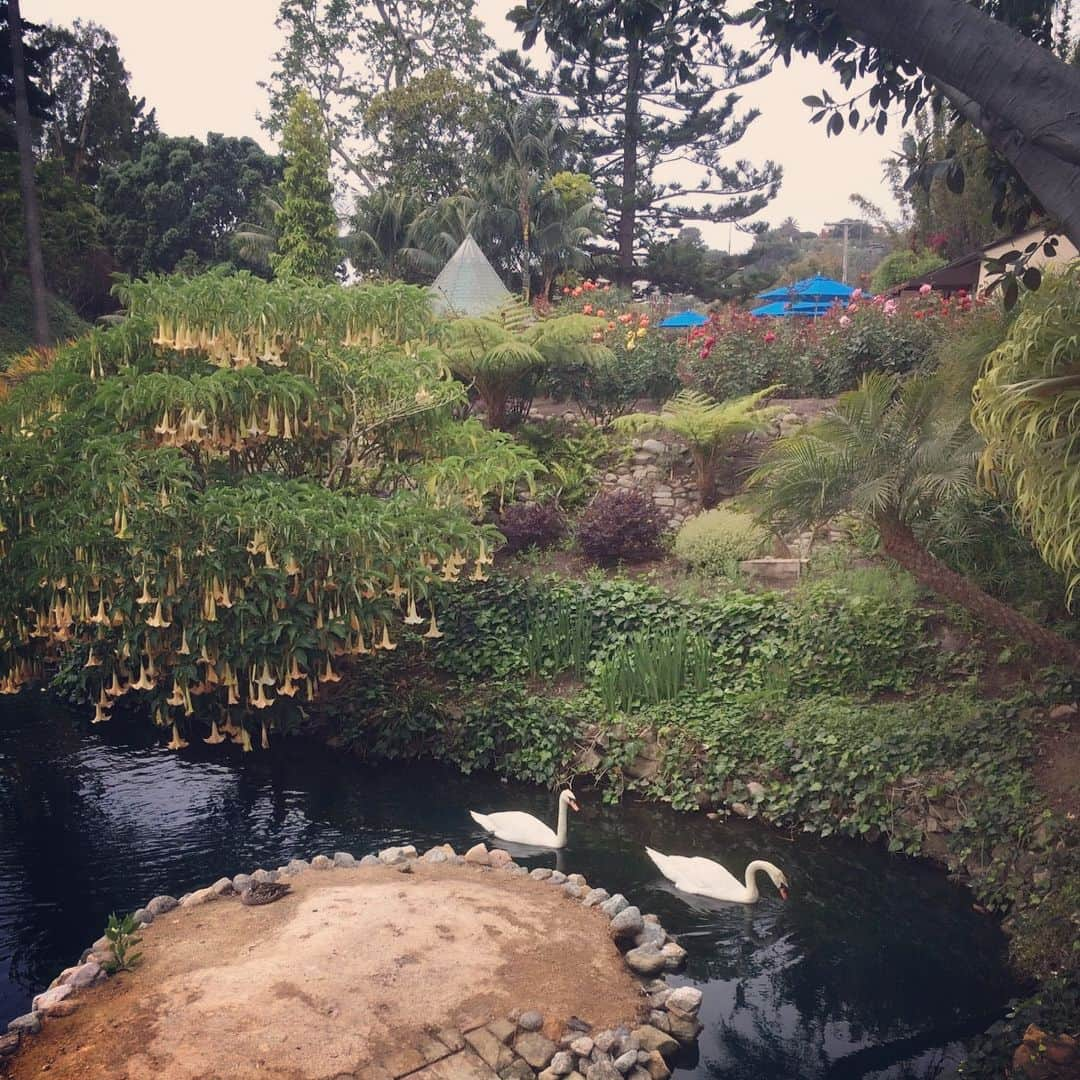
470,809,559,847
646,847,753,903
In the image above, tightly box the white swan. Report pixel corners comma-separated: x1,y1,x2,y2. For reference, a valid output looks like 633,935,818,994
470,789,580,848
646,847,790,904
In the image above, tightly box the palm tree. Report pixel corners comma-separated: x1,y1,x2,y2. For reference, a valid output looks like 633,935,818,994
441,302,607,430
616,388,783,507
348,187,423,279
753,372,1079,666
481,102,574,302
534,184,604,300
231,187,283,273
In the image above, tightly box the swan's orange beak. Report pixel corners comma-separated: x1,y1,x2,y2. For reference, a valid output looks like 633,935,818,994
569,797,580,812
779,884,789,901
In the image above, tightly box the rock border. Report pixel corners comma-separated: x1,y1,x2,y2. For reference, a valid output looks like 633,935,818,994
3,840,701,1080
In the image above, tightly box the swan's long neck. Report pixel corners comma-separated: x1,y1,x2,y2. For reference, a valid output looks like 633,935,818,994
744,860,770,901
554,799,570,848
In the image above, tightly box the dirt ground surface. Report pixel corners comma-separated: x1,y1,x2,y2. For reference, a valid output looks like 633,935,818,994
1033,714,1080,820
4,863,645,1080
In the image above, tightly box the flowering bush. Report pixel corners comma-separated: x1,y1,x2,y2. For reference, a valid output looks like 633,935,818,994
682,289,984,400
549,280,680,424
576,488,666,565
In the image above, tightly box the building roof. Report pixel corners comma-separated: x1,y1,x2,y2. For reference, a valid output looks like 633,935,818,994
428,236,512,317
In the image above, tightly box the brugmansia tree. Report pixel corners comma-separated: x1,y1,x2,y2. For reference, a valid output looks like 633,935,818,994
617,388,782,507
973,268,1080,604
271,91,339,282
753,372,1080,666
441,302,608,429
0,271,539,749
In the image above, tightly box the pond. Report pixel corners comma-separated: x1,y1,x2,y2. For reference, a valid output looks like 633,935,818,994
0,695,1019,1078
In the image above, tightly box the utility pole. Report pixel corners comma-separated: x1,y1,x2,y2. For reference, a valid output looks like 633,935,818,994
823,217,864,284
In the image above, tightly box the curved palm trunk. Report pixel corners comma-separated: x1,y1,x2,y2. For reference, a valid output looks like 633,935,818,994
877,515,1079,668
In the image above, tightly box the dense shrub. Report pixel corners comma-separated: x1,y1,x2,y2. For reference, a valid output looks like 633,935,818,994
673,506,769,574
870,249,947,292
497,500,567,553
576,488,667,564
515,422,611,510
549,332,681,425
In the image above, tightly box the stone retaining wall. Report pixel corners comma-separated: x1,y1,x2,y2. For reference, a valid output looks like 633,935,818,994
601,408,809,531
2,841,703,1080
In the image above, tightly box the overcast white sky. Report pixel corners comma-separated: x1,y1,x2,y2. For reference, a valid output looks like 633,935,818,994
28,0,903,253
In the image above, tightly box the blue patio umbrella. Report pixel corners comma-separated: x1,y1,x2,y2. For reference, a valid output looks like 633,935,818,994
749,301,827,318
757,275,854,302
658,310,710,328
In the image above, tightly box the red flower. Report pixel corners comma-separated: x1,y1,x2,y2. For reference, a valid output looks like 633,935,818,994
764,331,777,345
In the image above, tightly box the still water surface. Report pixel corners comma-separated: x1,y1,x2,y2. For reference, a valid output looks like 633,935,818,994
0,696,1019,1078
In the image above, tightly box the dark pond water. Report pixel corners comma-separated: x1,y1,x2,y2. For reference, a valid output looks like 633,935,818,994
0,695,1019,1078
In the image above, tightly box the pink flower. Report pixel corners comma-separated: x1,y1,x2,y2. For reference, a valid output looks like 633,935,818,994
839,315,851,327
883,299,898,317
919,283,933,296
764,331,777,344
847,303,859,313
582,303,593,315
851,288,863,300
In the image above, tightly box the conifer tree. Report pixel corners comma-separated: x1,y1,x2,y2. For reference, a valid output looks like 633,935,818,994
271,90,338,282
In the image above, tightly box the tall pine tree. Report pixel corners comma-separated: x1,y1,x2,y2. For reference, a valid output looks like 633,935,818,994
510,0,780,278
271,90,338,282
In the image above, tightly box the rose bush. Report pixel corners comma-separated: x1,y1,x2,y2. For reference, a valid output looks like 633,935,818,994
682,289,985,400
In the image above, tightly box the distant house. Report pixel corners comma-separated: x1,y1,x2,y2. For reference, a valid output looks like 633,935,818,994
890,226,1079,298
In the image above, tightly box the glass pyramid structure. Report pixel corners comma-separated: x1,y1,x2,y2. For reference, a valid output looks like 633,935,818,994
429,236,512,317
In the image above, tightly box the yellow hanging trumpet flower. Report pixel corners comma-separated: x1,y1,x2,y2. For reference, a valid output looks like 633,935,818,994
83,648,101,669
129,663,155,691
320,655,341,682
423,613,444,639
90,596,109,625
386,573,407,601
377,623,397,651
241,726,253,753
146,600,171,628
136,578,155,606
167,724,189,751
261,721,270,751
403,594,424,626
166,681,185,707
203,720,226,745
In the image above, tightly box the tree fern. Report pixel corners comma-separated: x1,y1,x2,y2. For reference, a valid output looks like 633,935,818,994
616,387,783,505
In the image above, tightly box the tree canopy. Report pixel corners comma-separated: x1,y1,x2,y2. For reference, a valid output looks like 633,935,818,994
510,0,781,276
262,0,492,190
35,18,157,185
96,133,282,277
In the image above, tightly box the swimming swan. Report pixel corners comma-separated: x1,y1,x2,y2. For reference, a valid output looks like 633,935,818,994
646,847,789,903
470,789,580,848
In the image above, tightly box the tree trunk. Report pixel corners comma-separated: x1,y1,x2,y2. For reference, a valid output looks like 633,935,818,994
876,515,1079,668
820,0,1080,251
617,32,642,282
8,0,50,347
